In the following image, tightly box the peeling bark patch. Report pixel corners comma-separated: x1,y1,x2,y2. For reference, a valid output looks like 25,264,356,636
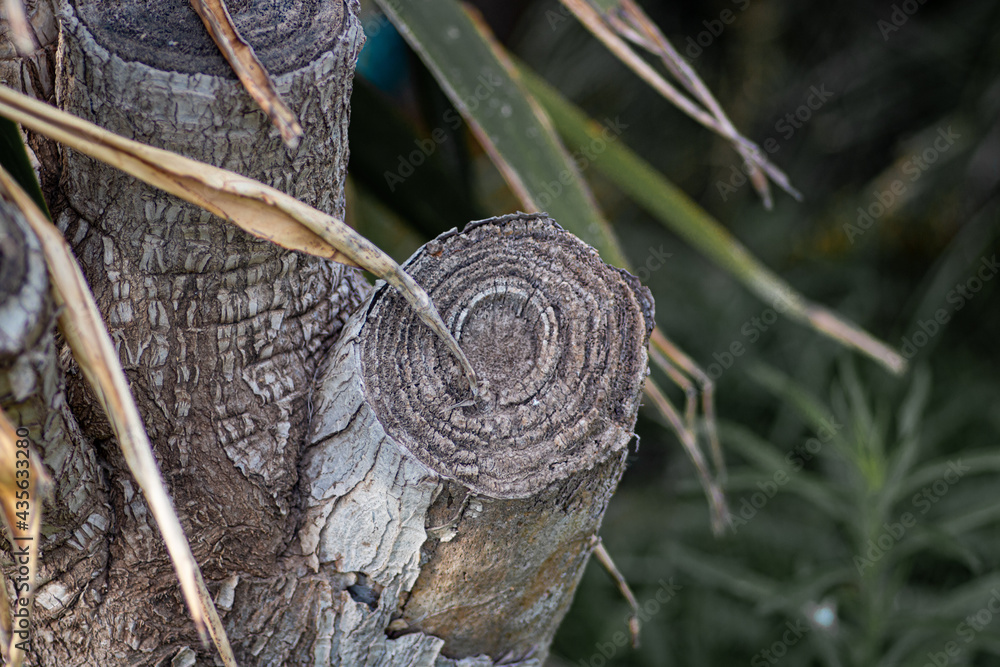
399,451,627,662
359,213,653,499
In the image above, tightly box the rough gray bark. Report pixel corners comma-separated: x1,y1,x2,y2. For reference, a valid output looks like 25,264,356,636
1,2,653,666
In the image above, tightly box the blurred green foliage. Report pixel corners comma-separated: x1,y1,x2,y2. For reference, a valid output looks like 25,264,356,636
351,0,1000,664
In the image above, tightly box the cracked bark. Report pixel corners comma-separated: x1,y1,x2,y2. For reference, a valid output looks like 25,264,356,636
1,2,653,666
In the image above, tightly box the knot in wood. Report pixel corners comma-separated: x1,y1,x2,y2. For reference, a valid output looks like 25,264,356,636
360,213,654,498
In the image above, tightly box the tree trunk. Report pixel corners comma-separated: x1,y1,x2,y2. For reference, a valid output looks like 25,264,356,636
1,2,653,666
298,213,653,665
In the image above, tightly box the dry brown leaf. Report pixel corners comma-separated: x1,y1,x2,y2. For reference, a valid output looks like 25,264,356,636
591,539,641,647
189,0,302,148
0,165,238,666
0,83,348,264
2,0,39,55
0,406,49,667
0,84,480,396
644,378,730,535
646,328,729,534
559,0,801,208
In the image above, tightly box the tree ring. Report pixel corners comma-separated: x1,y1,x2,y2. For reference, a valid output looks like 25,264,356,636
360,213,653,498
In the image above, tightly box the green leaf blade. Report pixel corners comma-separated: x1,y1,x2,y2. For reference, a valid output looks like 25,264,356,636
376,0,629,268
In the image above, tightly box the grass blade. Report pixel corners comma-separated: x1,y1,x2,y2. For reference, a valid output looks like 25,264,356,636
517,64,906,375
1,0,37,55
0,117,48,217
375,0,628,268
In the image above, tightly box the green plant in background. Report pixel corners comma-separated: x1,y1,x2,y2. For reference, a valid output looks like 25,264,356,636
565,360,1000,666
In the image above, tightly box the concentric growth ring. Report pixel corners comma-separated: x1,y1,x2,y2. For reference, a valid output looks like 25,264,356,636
360,213,653,498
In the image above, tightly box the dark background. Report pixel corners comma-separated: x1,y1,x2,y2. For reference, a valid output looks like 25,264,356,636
350,1,1000,664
